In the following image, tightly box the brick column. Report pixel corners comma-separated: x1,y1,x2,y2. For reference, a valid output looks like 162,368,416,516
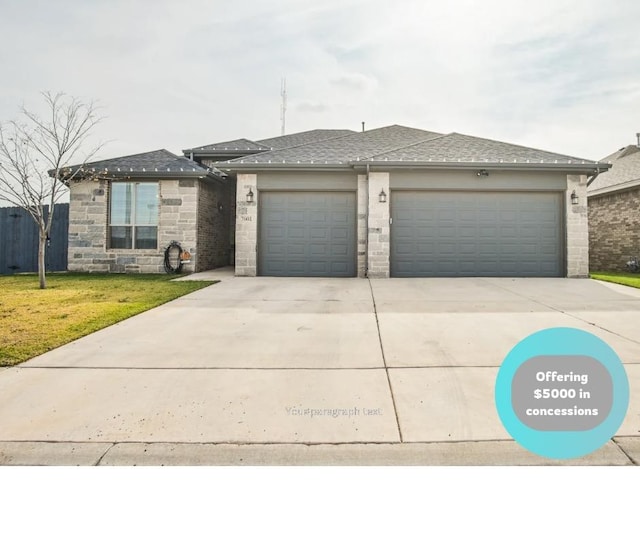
235,173,258,276
367,172,390,278
566,174,589,277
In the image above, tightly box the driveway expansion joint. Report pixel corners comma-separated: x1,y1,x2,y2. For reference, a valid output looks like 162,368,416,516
612,437,639,465
94,443,116,466
484,278,640,345
368,278,403,442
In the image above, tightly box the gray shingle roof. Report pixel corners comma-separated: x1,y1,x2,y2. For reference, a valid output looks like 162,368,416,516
366,132,597,164
258,129,357,149
66,149,217,177
226,125,442,164
588,145,640,195
185,138,272,153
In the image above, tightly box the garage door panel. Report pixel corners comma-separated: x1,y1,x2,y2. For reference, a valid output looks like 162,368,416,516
265,225,286,239
331,228,349,240
288,227,305,240
286,244,306,255
259,191,356,277
309,228,329,240
331,261,349,272
265,243,286,255
391,191,563,277
330,243,349,255
459,242,477,255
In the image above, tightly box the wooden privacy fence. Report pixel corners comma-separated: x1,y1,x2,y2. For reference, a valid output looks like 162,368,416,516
0,204,69,275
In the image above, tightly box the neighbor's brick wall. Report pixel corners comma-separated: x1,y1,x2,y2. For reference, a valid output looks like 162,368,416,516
367,172,390,277
566,174,589,277
235,173,257,276
196,179,232,271
588,187,640,272
68,178,201,273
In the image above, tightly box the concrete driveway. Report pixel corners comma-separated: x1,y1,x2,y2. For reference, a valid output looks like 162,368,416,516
1,274,639,465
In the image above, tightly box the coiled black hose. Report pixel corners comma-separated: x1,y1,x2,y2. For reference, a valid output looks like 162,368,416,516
164,241,183,274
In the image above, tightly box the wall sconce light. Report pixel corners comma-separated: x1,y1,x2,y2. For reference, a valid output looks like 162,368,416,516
379,189,387,203
571,190,579,205
476,169,489,177
218,203,224,212
246,188,254,203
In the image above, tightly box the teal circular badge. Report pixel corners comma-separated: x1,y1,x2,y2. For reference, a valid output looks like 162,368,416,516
495,327,629,459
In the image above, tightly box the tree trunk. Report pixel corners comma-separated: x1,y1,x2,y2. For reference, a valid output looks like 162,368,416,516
38,232,47,289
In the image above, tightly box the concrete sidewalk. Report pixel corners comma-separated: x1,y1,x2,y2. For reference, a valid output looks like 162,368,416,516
1,276,639,465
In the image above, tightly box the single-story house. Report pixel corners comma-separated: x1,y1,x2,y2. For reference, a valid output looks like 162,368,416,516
588,136,640,272
66,125,608,278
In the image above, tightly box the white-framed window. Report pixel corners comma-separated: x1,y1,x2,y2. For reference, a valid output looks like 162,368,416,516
108,182,159,249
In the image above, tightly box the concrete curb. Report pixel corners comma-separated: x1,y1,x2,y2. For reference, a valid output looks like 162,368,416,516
0,439,635,466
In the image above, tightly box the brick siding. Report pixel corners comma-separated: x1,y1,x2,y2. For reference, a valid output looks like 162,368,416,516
196,179,233,271
588,187,640,272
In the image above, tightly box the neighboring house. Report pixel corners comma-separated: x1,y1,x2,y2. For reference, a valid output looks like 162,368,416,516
588,137,640,272
66,125,608,278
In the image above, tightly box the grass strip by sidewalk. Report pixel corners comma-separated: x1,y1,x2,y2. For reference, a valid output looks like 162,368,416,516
0,273,214,366
590,272,640,290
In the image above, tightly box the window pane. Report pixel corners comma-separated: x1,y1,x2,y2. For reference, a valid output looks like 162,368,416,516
110,183,132,225
135,183,159,226
110,226,132,249
135,226,157,249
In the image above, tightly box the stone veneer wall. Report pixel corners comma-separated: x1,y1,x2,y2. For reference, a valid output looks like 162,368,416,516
366,172,390,277
356,174,367,277
68,178,202,273
566,174,589,277
588,186,640,272
234,174,257,276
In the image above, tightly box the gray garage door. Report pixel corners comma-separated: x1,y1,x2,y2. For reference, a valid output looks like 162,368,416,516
259,191,356,277
391,191,563,277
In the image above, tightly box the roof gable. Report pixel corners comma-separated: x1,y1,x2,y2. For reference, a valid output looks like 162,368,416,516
589,145,640,195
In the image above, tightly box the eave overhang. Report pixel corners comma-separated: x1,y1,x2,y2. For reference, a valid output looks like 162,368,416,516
588,178,640,198
219,160,611,175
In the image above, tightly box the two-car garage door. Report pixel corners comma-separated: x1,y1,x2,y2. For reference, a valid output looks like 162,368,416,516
391,191,564,277
257,189,564,277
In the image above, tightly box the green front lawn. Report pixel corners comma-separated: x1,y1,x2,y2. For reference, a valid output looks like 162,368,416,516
0,273,214,366
590,272,640,290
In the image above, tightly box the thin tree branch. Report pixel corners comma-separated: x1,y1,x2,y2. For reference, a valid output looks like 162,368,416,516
0,92,107,288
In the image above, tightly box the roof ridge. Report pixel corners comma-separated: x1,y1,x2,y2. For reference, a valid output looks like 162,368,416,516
616,145,640,159
363,131,447,159
81,148,176,167
260,125,441,156
185,138,272,152
257,128,356,144
225,131,357,162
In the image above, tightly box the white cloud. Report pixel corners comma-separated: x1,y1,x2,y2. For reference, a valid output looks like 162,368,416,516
1,0,639,163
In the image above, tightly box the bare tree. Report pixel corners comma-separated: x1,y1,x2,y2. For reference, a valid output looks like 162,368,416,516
0,92,105,289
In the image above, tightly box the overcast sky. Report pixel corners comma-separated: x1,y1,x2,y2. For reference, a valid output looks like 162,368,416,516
1,0,639,164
